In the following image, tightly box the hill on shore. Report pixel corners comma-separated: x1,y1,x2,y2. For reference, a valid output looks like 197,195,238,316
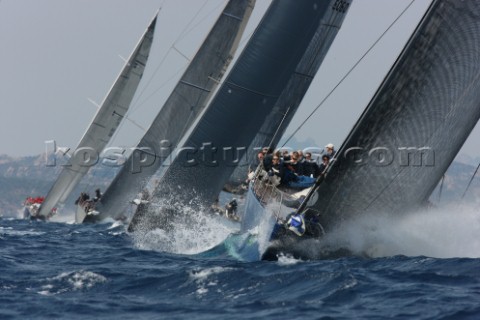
0,152,478,218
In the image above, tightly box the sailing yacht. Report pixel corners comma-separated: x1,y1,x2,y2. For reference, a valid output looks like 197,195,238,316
76,0,255,223
127,0,352,232
242,0,480,260
23,13,158,220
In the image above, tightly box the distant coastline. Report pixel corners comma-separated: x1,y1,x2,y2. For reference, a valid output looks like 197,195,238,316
0,151,478,217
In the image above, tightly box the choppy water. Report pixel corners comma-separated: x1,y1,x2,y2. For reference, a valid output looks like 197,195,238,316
1,204,480,319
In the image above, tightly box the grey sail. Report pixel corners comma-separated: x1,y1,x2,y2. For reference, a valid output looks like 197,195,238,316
228,0,352,186
96,0,255,220
37,14,157,218
149,0,332,211
301,0,480,231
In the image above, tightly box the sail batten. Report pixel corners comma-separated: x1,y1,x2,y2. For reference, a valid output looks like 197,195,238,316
222,12,242,21
37,13,158,218
179,80,211,92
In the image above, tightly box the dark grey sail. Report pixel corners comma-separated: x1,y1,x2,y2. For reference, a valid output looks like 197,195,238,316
149,0,333,209
300,0,480,231
228,0,352,186
95,0,255,221
37,13,157,218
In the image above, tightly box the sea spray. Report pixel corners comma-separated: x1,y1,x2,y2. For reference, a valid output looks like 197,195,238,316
131,197,238,255
322,202,480,258
49,208,77,224
1,215,479,318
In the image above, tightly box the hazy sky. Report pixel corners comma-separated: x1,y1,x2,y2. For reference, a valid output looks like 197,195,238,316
0,0,478,159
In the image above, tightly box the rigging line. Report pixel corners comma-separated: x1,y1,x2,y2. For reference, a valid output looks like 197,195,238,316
129,62,189,113
268,107,291,150
86,98,147,134
174,0,226,46
281,0,417,148
128,1,224,116
438,174,445,203
128,49,174,113
175,76,216,143
130,16,256,118
128,1,208,112
175,0,210,42
117,114,147,133
174,0,235,44
107,6,167,144
461,162,480,200
172,45,191,62
128,27,255,121
128,9,256,131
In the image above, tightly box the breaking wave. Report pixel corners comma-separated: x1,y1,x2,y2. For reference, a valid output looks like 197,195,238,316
130,196,239,255
37,271,107,296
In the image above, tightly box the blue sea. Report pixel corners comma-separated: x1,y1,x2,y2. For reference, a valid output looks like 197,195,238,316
1,205,480,319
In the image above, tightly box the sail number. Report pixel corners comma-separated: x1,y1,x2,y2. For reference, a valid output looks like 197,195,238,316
332,0,349,13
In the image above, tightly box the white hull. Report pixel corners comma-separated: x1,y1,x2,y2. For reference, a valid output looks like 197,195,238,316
75,201,102,224
238,179,298,260
75,204,87,224
239,175,328,260
23,203,47,221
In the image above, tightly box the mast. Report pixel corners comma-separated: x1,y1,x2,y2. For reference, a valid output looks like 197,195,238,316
301,0,480,231
37,13,158,218
146,0,333,216
96,0,256,221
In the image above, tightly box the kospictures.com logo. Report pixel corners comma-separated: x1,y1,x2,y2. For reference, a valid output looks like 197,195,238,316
44,140,435,173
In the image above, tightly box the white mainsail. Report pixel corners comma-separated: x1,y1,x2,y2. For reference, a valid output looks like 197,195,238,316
37,13,158,218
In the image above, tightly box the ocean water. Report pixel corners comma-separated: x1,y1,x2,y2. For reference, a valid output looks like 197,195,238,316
1,204,480,319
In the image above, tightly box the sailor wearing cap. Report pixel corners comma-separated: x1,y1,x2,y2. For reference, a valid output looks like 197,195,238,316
325,143,336,158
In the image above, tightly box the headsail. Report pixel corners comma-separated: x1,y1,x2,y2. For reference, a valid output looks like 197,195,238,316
149,0,333,209
228,0,352,185
37,13,158,218
96,0,255,221
301,0,480,231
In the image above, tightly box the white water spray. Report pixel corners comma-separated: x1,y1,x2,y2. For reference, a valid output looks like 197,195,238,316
131,198,239,255
323,202,480,258
49,208,76,224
